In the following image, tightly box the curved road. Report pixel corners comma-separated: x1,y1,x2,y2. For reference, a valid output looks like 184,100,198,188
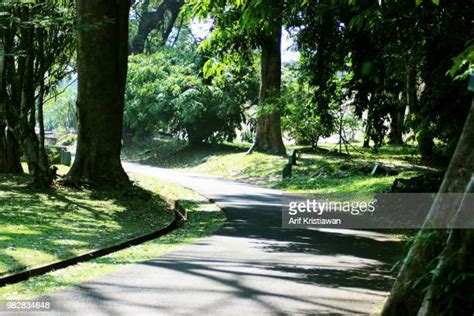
43,162,402,315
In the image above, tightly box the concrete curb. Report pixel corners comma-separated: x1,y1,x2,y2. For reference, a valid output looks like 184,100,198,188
0,193,187,287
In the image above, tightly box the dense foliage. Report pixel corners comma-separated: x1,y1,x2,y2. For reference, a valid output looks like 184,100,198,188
125,46,258,144
290,0,473,159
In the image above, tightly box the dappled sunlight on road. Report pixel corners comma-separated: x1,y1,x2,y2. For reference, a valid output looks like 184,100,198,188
42,162,403,315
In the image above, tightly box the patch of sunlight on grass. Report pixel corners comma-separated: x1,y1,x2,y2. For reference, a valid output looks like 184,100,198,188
0,226,40,235
179,142,428,194
189,152,287,179
0,170,175,277
133,174,221,213
123,137,433,195
0,173,225,300
122,136,250,169
5,249,58,270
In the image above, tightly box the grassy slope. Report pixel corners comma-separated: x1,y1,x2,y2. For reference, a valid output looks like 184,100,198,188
123,138,436,194
0,170,225,300
0,174,173,278
122,137,247,169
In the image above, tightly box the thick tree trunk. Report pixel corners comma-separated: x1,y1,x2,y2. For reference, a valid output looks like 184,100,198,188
0,40,23,174
250,20,286,156
67,0,131,186
0,126,23,174
382,98,474,315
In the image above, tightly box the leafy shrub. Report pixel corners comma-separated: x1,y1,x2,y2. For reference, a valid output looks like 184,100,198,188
125,47,258,144
281,66,338,147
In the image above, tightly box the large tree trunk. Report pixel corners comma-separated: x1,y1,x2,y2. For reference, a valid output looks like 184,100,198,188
249,20,286,156
382,98,474,315
0,126,23,174
67,0,131,186
0,40,23,174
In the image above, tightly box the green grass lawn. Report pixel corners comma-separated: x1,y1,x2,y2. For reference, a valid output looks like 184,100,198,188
123,137,437,194
122,137,248,169
0,171,225,299
0,173,174,278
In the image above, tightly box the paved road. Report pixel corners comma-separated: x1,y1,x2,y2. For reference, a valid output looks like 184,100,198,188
41,163,402,315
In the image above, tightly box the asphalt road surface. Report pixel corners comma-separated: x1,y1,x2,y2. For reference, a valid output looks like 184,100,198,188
38,162,402,315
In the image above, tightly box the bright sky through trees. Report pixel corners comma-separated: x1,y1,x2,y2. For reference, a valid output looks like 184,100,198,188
190,19,299,63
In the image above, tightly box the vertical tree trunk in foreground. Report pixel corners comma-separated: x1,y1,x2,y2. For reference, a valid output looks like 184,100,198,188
18,13,51,187
0,94,23,174
68,0,131,186
0,40,23,174
249,18,286,156
0,127,23,174
382,98,474,315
